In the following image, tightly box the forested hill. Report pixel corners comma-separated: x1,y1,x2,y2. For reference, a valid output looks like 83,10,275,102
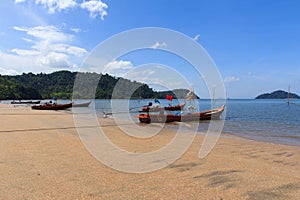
0,71,194,100
255,90,300,99
0,71,156,100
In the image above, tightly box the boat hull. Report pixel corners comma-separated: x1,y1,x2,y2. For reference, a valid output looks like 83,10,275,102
72,101,91,107
11,100,41,104
31,103,72,110
138,105,225,123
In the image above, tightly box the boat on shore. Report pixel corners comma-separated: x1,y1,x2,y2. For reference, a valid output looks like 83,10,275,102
72,101,91,107
31,103,72,110
141,102,186,112
11,100,41,104
137,105,225,123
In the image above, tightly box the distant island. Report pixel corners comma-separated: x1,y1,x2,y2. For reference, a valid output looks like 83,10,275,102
0,70,195,100
255,90,300,99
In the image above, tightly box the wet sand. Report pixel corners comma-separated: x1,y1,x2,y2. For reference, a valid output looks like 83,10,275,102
0,104,299,199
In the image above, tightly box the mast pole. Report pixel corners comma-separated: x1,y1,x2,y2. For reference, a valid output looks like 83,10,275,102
212,86,216,108
288,85,290,106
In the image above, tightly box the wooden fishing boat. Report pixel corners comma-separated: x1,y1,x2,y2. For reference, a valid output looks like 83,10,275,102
137,105,225,123
31,103,72,110
141,102,186,112
72,101,91,107
11,100,41,104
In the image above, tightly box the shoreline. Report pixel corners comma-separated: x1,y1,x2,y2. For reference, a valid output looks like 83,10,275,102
1,103,299,148
0,104,300,199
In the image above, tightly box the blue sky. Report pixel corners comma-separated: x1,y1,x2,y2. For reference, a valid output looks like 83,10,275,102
0,0,300,98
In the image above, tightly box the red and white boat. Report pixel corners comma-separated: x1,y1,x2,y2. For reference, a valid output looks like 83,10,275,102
137,105,225,123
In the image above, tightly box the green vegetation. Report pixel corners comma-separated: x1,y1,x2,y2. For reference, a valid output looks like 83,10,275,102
0,70,195,100
0,75,41,100
255,90,300,99
0,71,159,100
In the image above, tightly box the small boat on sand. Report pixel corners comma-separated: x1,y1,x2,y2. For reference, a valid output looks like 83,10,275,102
11,100,41,104
137,105,225,123
72,101,91,107
31,103,72,110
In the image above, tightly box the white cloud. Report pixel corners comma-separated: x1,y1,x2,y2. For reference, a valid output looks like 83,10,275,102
0,25,87,75
63,46,87,57
0,51,40,74
104,60,134,77
11,49,40,56
0,66,19,75
39,52,70,68
49,44,87,57
90,61,191,90
70,28,82,33
13,25,71,42
150,42,167,49
224,76,240,83
193,34,200,41
15,0,26,3
24,0,76,14
80,0,108,20
22,38,34,43
125,65,191,90
15,0,108,20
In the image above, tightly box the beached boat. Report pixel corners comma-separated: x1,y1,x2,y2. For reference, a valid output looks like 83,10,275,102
137,105,225,123
11,100,41,104
31,103,72,110
72,101,91,107
141,102,186,112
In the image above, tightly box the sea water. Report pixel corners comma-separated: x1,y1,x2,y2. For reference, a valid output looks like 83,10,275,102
92,99,300,146
223,99,300,146
5,98,298,146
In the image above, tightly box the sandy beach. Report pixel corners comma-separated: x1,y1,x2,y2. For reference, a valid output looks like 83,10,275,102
0,104,299,200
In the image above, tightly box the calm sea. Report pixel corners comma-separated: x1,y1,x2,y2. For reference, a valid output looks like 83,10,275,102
92,99,300,146
3,99,300,146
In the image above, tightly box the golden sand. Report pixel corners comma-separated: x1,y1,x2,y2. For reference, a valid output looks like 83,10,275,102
0,104,299,199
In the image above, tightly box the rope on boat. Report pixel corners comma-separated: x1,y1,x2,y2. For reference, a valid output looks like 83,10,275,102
101,105,145,117
129,106,143,110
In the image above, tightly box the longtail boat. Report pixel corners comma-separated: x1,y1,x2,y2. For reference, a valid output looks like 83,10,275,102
31,103,72,110
11,100,41,104
141,102,186,112
72,101,91,107
137,105,225,123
